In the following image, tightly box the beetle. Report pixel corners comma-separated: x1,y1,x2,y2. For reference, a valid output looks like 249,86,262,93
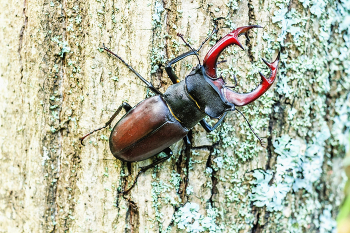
80,24,280,193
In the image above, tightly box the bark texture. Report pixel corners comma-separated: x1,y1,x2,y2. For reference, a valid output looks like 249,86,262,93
0,0,349,232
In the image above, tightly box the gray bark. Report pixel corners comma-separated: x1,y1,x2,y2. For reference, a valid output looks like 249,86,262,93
0,0,349,232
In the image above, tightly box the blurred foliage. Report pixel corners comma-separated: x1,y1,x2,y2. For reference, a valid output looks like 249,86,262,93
337,135,350,233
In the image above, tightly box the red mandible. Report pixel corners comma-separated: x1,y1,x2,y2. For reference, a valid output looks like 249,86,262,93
203,25,280,106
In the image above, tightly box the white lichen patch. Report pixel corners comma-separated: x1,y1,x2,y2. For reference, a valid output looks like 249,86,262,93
174,202,223,233
251,123,330,211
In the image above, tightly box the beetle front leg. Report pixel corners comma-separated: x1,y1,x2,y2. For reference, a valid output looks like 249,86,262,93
200,112,227,133
79,102,132,145
165,50,198,84
121,148,173,195
165,24,219,84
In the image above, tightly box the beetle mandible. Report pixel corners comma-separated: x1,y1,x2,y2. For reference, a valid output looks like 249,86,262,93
80,24,280,193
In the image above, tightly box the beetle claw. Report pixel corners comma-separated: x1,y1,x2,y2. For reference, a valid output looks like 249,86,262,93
203,25,280,106
261,58,269,66
79,137,85,146
235,39,245,50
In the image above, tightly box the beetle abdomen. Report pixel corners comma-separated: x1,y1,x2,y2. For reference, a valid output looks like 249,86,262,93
109,95,188,162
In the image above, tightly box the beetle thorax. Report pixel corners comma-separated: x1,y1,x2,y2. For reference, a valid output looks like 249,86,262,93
185,69,233,118
163,67,232,129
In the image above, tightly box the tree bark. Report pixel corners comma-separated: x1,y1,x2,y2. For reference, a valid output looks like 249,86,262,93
0,0,349,232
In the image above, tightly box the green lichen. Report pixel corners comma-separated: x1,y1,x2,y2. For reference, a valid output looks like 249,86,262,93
88,0,350,231
243,0,350,231
251,123,330,212
51,36,71,57
173,203,223,232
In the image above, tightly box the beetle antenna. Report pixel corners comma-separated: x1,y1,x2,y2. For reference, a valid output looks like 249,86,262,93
235,108,265,147
197,17,224,52
197,24,218,52
176,17,224,65
177,33,201,65
101,44,162,95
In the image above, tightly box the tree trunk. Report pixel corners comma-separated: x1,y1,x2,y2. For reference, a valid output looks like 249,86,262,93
0,0,349,232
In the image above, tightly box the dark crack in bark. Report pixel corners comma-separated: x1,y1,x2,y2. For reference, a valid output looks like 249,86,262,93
266,97,286,169
266,42,289,169
163,0,180,87
18,0,28,81
39,0,68,231
247,0,256,63
251,210,270,232
125,200,140,233
206,146,218,207
251,211,261,233
120,161,132,195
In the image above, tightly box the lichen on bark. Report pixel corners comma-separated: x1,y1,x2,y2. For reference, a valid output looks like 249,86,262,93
0,0,349,232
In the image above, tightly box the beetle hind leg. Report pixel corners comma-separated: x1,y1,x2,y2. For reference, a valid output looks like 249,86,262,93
121,148,173,195
79,102,132,145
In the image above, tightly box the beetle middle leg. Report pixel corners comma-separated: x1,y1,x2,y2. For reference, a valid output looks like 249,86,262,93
121,148,173,194
79,102,132,145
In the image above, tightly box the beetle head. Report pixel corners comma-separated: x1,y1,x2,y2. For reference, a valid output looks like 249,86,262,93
203,25,280,107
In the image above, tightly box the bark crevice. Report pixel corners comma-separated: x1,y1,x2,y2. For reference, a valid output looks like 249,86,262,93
247,0,256,63
18,0,28,81
206,146,218,207
125,200,140,233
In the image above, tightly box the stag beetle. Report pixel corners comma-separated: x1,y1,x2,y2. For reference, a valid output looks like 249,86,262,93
80,24,280,193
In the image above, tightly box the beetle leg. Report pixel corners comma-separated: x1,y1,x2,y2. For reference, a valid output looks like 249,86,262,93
200,112,227,132
183,135,191,146
121,148,173,195
165,23,219,84
79,102,132,145
102,44,162,95
165,50,198,84
217,59,227,65
122,102,132,112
